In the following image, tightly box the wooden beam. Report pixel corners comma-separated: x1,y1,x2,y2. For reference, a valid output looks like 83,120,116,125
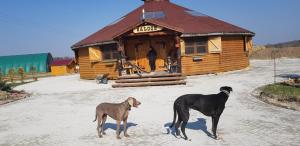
112,80,186,88
116,76,186,83
126,31,172,37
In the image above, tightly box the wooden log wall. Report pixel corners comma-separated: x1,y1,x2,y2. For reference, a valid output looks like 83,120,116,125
181,36,250,76
78,48,118,79
77,35,251,79
181,54,220,75
78,48,95,79
220,36,249,72
51,66,67,76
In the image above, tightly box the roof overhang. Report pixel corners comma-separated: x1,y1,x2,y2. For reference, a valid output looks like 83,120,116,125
112,19,184,39
181,32,255,37
71,40,118,50
72,32,255,50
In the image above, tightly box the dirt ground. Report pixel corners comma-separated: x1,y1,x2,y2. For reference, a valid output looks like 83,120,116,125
0,59,299,146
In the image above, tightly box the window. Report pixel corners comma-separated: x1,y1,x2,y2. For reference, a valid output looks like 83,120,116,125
143,11,165,19
102,44,119,60
185,10,207,17
185,38,208,55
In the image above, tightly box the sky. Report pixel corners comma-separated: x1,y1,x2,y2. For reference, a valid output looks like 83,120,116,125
0,0,299,57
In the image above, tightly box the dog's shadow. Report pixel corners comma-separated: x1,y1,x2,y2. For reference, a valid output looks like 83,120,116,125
164,118,214,139
103,122,138,133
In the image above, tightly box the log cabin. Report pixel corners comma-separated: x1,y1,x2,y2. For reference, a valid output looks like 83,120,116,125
51,59,76,76
71,0,255,87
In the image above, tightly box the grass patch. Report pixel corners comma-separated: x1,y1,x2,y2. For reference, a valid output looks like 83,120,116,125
262,84,300,102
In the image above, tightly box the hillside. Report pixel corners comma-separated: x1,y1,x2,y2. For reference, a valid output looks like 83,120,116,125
265,40,300,48
251,40,300,59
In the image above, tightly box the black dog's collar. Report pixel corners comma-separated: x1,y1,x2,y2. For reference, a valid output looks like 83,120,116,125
221,90,230,96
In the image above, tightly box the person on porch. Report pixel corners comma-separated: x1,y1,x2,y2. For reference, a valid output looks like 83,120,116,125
147,46,157,72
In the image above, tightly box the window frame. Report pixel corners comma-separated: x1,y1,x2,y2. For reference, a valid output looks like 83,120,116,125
101,44,119,61
184,37,208,55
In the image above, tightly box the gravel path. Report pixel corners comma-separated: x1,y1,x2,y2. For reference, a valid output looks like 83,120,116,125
0,59,299,146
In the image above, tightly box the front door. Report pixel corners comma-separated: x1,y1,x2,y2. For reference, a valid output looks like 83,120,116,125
135,41,151,72
125,36,175,72
150,39,167,71
135,39,168,72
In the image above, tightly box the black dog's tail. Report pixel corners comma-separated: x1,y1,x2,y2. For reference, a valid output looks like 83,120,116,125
169,102,177,128
93,111,97,122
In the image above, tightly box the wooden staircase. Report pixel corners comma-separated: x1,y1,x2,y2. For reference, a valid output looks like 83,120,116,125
112,73,186,88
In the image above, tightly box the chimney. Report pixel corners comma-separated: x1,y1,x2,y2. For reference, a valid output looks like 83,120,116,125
142,0,170,3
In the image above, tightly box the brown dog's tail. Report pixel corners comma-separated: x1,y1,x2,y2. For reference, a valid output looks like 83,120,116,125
93,111,97,122
169,102,177,128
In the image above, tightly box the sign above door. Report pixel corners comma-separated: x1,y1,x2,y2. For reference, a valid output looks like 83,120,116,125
133,25,163,34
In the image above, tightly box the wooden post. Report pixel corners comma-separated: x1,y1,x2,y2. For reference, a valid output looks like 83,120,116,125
117,39,125,76
117,39,125,56
271,48,278,84
175,36,182,73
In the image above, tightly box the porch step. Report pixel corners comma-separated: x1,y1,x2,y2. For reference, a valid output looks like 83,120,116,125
112,80,186,88
115,76,186,83
117,73,183,79
112,73,186,88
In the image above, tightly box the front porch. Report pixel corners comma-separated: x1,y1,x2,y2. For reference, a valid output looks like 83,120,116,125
113,33,186,87
112,71,186,88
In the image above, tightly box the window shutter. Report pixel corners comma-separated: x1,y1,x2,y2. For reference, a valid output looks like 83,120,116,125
208,36,222,53
89,47,101,62
246,37,253,51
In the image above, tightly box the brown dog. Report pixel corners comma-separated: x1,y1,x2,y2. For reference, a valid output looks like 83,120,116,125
93,97,141,139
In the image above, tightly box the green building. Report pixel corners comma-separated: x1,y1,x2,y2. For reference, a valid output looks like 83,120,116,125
0,53,53,75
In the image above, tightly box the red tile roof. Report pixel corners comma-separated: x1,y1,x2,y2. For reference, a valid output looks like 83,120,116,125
51,59,74,66
72,1,254,49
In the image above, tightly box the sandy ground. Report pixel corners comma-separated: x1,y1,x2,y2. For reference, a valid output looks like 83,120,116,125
0,59,300,146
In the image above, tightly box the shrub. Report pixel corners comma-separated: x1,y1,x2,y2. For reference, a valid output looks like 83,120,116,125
30,66,38,81
8,68,15,83
18,67,25,83
0,80,12,92
0,68,2,81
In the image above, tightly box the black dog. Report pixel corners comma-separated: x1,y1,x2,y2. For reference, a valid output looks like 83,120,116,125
169,86,232,140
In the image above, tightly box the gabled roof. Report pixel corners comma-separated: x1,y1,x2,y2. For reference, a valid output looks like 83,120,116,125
51,59,74,66
72,1,254,49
